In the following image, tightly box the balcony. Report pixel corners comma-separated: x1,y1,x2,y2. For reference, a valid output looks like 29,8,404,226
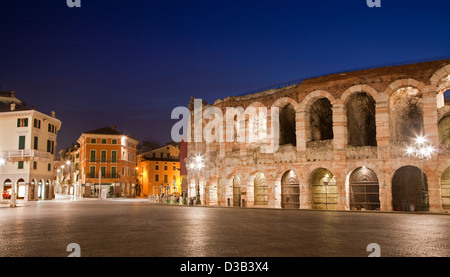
86,173,121,179
0,149,51,160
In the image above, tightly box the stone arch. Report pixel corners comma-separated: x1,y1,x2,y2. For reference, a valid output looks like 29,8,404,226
280,170,300,209
347,166,380,211
299,90,337,144
253,172,268,206
441,167,450,210
389,86,424,143
309,168,337,210
232,174,242,207
271,97,298,147
384,78,427,97
438,112,450,145
392,166,428,212
430,66,450,108
341,84,378,105
30,178,37,200
345,92,377,146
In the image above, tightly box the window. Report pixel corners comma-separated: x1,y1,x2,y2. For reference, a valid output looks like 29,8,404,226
47,140,51,152
111,167,117,178
90,150,96,162
18,136,25,150
33,161,37,170
89,166,96,178
127,167,130,176
33,136,38,150
155,174,159,182
173,175,176,181
33,119,41,129
100,166,106,177
164,165,168,171
167,153,170,158
51,141,54,154
173,166,176,171
101,150,107,162
155,165,159,170
127,153,130,161
48,163,51,171
112,139,117,144
91,138,96,144
164,175,168,183
111,151,117,163
132,168,135,177
101,139,106,144
122,167,125,176
17,118,28,127
153,153,156,158
18,161,24,169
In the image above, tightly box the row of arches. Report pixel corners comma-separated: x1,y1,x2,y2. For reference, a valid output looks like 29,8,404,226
222,76,450,150
210,165,450,211
1,178,53,200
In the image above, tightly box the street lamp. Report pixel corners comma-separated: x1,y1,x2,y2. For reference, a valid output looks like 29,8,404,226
188,155,204,205
405,135,435,211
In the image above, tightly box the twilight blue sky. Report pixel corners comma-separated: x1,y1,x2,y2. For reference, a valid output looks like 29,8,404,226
1,0,449,150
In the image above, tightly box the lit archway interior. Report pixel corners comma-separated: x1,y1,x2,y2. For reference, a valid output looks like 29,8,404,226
233,175,241,207
254,172,268,205
281,170,300,209
310,168,337,210
390,87,424,143
349,167,380,211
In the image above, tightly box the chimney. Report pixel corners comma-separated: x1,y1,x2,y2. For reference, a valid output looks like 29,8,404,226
10,91,15,98
10,103,16,111
51,111,55,117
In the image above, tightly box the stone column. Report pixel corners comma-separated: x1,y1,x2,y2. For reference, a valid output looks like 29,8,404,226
332,101,347,160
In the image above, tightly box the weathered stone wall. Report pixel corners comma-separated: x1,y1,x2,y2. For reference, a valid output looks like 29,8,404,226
186,59,450,213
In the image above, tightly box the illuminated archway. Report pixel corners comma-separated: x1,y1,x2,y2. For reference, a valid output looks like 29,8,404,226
254,172,268,206
441,167,450,210
392,166,428,211
281,170,300,209
309,168,337,210
349,167,380,210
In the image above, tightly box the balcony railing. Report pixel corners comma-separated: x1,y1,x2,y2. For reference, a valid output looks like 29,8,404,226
0,149,51,159
86,173,121,179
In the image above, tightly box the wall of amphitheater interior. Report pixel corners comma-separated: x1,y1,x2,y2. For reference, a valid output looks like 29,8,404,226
186,59,450,213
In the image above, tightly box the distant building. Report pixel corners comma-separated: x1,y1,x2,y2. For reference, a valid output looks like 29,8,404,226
55,143,81,197
0,91,62,201
137,143,180,198
77,126,139,198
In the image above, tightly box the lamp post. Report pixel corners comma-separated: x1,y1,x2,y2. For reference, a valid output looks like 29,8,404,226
187,155,204,205
405,136,435,211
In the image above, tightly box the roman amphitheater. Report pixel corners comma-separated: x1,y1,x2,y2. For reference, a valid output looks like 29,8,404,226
185,59,450,213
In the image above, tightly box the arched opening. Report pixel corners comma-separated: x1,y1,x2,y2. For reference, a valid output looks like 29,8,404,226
392,166,428,211
346,92,377,146
232,175,241,207
349,167,380,211
279,104,296,146
281,170,300,209
38,180,43,199
390,87,424,143
17,178,26,200
30,179,36,200
310,98,333,141
310,168,337,210
439,114,450,145
3,179,12,199
254,172,268,206
45,180,51,199
441,167,450,210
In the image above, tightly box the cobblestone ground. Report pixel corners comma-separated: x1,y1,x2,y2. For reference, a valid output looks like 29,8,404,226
0,198,448,257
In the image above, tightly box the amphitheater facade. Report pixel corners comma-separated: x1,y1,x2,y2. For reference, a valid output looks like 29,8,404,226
185,59,450,213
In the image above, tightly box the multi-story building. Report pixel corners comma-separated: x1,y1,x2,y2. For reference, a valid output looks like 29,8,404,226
55,143,81,197
185,59,450,213
137,143,180,198
77,126,139,198
0,91,62,201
